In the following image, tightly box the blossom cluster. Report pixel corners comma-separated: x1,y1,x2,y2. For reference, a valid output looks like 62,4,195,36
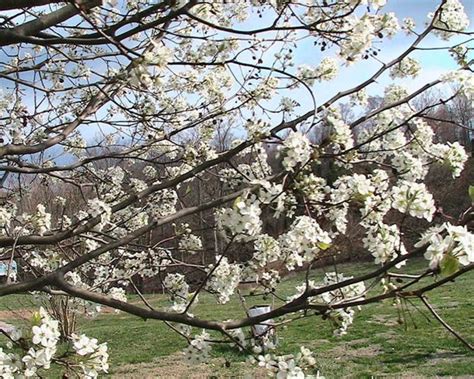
184,331,212,364
363,223,407,266
219,144,272,190
71,333,109,378
288,273,366,336
430,0,470,40
206,256,242,304
339,13,399,62
391,181,436,222
1,0,473,375
217,196,262,242
389,57,421,79
163,272,191,311
326,107,354,154
251,346,319,379
178,223,203,253
296,57,339,86
31,205,51,236
279,216,332,271
280,131,313,171
0,308,108,378
416,223,474,269
433,141,469,178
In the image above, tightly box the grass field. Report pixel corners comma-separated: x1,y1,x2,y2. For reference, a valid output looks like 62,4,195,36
1,258,473,378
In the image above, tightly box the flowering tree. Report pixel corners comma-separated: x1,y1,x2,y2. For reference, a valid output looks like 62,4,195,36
0,0,473,377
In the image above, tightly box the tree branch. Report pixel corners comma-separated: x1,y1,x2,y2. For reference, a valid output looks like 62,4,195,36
0,0,66,11
0,1,101,46
420,295,473,351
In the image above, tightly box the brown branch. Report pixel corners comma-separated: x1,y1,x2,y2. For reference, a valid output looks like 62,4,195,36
0,1,197,46
53,274,226,331
0,1,101,46
0,0,66,11
129,279,155,312
224,263,474,330
420,295,474,351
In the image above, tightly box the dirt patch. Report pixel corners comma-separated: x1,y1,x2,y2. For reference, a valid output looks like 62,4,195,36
0,304,143,319
112,353,267,379
326,344,382,360
426,351,466,366
0,309,33,321
369,314,399,327
346,338,370,346
436,301,460,309
374,331,397,339
112,353,213,379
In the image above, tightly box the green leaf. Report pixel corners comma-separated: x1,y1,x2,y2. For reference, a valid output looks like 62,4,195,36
31,311,42,326
317,242,331,250
232,196,242,209
440,254,459,276
469,185,474,204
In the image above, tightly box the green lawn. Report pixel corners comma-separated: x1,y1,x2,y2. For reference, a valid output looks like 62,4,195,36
1,258,473,378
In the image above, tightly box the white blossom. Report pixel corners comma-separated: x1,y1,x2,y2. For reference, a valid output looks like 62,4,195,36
364,223,407,266
88,198,112,231
389,57,421,79
280,216,331,270
207,256,241,304
217,196,262,242
432,141,469,178
184,331,212,364
31,205,51,236
315,57,339,81
429,0,470,40
391,181,435,222
280,131,312,171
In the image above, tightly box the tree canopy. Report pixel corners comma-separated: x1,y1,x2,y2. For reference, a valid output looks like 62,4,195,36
0,0,472,377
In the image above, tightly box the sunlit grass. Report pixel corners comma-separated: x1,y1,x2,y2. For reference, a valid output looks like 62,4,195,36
0,258,472,377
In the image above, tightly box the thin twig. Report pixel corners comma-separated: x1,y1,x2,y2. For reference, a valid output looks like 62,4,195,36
420,295,473,351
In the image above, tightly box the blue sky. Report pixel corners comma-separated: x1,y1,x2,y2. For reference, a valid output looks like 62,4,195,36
0,0,472,151
288,0,473,109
